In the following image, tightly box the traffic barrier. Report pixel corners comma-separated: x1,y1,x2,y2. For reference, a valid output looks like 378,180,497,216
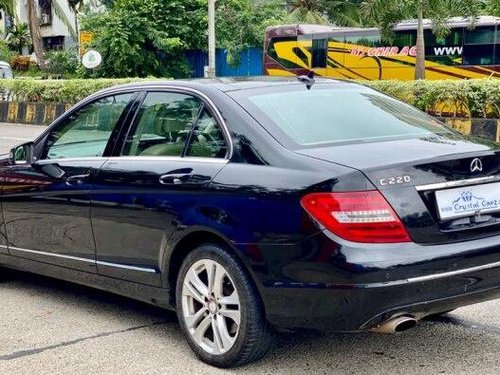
0,102,71,125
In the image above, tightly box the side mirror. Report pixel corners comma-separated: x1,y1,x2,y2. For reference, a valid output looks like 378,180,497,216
9,142,34,165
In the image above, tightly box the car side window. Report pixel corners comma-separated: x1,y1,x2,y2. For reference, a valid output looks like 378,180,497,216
123,92,203,157
186,108,228,158
43,93,133,160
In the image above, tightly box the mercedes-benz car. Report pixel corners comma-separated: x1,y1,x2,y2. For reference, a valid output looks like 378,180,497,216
1,78,500,367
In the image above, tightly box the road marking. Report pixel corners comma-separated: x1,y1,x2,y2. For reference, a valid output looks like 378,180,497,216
0,137,31,141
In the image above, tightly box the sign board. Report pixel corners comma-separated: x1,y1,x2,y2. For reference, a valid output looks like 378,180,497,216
79,31,93,56
82,50,102,69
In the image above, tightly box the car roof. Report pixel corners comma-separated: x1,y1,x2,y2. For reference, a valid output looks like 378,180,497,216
99,76,361,96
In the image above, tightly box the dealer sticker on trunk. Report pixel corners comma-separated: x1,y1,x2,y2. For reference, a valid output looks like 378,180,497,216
435,182,500,220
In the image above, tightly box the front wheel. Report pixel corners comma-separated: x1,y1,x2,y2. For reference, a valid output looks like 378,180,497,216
176,244,271,367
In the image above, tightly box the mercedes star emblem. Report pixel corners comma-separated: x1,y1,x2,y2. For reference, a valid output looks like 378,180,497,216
470,158,483,173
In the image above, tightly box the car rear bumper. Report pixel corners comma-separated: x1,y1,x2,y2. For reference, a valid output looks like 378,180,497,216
251,231,500,332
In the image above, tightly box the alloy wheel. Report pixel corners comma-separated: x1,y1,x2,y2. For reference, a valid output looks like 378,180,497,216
181,259,241,355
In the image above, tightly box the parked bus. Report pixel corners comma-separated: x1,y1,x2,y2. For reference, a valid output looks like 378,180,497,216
264,16,500,80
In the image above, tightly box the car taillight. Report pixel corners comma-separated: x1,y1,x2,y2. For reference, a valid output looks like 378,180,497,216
300,191,411,243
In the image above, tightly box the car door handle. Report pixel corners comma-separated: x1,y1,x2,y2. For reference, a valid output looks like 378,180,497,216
159,173,193,185
66,173,90,186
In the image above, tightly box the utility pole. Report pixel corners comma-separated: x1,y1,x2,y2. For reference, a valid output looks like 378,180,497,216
207,0,216,78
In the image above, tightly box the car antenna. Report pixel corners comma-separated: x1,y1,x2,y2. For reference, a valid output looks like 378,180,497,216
297,71,315,90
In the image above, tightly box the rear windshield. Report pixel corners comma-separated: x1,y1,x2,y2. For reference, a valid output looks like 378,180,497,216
232,85,455,147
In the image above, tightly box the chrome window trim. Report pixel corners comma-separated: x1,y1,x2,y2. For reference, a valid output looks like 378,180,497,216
415,175,500,191
131,85,234,160
36,157,107,164
7,246,157,273
106,156,229,164
35,85,233,163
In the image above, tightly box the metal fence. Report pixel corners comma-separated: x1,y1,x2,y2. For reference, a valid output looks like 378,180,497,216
185,47,263,78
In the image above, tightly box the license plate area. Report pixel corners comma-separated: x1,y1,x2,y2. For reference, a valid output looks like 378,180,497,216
435,182,500,220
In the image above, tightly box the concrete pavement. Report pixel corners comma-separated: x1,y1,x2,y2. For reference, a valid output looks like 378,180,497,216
1,123,500,374
0,123,46,155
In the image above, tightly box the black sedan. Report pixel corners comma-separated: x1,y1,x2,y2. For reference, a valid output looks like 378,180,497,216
1,77,500,367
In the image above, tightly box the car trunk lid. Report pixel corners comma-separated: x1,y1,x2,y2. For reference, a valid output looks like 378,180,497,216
296,136,500,244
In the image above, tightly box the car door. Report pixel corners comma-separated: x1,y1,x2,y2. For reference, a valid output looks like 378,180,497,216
1,92,135,271
91,90,230,286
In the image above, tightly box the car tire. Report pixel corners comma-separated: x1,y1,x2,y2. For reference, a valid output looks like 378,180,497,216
176,243,271,367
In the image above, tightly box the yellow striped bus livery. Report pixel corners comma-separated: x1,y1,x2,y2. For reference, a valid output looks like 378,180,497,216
264,17,500,80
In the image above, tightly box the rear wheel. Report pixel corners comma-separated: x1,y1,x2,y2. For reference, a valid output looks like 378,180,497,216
176,244,271,367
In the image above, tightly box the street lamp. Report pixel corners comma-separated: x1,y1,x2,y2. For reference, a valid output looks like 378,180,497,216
207,0,216,79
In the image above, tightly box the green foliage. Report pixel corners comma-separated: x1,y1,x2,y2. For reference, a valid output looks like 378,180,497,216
46,49,79,78
365,79,500,118
487,0,500,16
80,0,206,78
0,78,155,103
286,0,329,24
215,0,287,66
0,0,14,16
0,41,14,63
361,0,484,39
0,78,498,120
6,23,32,55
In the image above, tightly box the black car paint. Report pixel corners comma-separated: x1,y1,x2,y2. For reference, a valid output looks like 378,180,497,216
0,78,500,333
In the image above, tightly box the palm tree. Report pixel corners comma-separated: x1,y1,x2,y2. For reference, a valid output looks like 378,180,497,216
6,23,31,54
487,0,500,16
286,0,329,24
27,0,47,68
361,0,484,79
325,0,366,27
4,1,82,69
0,0,14,16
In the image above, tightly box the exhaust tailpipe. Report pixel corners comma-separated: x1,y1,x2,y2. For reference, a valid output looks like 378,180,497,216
370,316,417,334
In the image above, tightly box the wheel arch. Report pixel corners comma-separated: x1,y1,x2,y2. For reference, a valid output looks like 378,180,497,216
162,227,263,307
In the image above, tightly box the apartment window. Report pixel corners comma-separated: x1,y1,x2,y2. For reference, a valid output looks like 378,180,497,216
39,0,53,26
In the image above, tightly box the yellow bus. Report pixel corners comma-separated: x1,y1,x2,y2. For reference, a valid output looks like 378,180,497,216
264,16,500,80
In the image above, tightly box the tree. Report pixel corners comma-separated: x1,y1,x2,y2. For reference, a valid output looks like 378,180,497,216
27,0,46,69
324,1,365,27
286,0,329,24
215,0,287,66
0,0,14,16
486,0,500,16
361,0,484,79
6,23,31,54
80,0,206,77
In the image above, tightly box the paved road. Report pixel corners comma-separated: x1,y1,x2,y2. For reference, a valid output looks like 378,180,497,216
0,123,45,155
1,124,500,374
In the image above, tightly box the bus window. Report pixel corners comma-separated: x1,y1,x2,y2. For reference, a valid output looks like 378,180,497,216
328,34,345,67
345,32,381,47
466,26,495,44
464,26,495,65
311,38,328,68
393,31,415,47
425,28,464,66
